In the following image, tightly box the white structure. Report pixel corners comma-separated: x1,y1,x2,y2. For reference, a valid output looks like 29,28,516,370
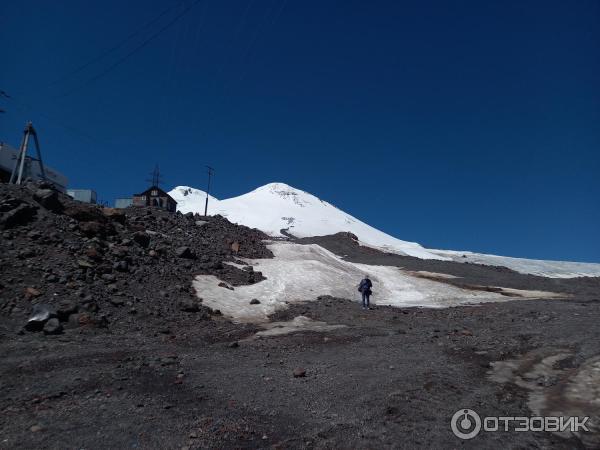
0,142,68,192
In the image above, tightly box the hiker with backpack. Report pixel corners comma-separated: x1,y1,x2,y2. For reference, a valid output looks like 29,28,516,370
358,275,373,310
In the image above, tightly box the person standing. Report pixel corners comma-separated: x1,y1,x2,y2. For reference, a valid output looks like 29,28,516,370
358,275,373,310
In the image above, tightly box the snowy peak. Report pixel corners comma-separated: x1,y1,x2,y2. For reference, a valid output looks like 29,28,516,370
167,182,600,277
170,186,219,214
168,182,445,260
244,182,334,209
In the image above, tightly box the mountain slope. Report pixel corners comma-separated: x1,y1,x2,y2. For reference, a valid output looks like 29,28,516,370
170,183,445,260
169,183,600,278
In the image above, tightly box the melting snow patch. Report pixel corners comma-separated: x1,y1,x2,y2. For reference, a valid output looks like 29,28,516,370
193,242,511,322
255,316,346,337
433,250,600,278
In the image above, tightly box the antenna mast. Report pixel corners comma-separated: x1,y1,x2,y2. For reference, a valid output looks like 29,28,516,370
204,166,214,216
9,122,47,185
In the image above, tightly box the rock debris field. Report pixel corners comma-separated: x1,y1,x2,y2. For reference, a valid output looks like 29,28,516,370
1,182,599,449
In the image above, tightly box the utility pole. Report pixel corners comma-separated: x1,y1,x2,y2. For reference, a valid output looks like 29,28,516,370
146,164,162,187
10,121,46,185
204,166,214,216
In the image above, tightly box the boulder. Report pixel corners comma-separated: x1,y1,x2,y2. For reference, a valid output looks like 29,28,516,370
250,299,261,305
102,208,126,224
133,232,150,248
25,304,57,331
43,318,63,335
0,204,38,229
78,221,114,238
113,261,129,272
57,300,78,321
33,189,63,212
64,204,106,222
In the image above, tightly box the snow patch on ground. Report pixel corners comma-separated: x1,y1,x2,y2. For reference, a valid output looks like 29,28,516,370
254,316,346,337
433,250,600,278
193,242,522,322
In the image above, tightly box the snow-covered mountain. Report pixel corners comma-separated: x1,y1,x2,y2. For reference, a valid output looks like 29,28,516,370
169,183,600,278
170,183,444,260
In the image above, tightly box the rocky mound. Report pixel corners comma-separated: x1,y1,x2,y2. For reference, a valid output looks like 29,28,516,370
0,182,273,337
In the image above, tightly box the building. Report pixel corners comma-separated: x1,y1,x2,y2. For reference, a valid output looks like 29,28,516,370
67,189,97,204
132,186,177,212
115,198,133,209
0,142,68,192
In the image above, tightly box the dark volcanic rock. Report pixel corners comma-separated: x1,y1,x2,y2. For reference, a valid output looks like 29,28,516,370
43,318,63,335
25,304,57,331
133,232,150,248
64,204,106,223
57,300,78,321
0,204,38,229
78,221,114,238
175,246,195,259
0,182,273,338
33,189,63,213
179,299,201,312
293,367,307,378
102,208,126,224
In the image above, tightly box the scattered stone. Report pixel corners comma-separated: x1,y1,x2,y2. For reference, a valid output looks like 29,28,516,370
179,299,201,312
133,232,150,248
43,318,63,335
57,300,78,320
24,287,42,299
102,208,126,224
228,341,239,348
77,259,95,269
114,261,129,272
293,367,306,378
0,204,38,229
33,189,63,212
25,304,57,331
110,297,125,307
175,246,195,259
79,221,111,238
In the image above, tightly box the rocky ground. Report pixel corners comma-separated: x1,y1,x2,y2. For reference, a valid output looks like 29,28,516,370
1,183,599,449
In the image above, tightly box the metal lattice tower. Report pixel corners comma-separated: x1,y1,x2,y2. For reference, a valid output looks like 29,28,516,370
146,164,163,188
9,122,47,185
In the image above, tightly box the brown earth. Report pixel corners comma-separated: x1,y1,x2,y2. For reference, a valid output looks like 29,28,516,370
1,184,599,449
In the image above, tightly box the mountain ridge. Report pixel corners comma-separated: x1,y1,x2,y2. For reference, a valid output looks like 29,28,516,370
168,182,600,278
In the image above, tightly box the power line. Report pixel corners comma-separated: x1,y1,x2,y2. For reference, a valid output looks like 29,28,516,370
2,91,111,147
42,2,186,91
57,0,204,98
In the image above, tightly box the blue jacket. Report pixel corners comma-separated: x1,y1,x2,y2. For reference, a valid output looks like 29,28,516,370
359,278,372,294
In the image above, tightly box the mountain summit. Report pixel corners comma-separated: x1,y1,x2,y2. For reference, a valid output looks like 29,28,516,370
169,183,445,259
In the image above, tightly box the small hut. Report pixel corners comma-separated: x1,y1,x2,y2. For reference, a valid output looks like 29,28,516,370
132,186,177,212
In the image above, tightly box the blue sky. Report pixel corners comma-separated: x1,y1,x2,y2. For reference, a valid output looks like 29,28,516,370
1,0,598,262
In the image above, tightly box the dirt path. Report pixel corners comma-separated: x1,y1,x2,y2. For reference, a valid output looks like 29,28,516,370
2,296,598,449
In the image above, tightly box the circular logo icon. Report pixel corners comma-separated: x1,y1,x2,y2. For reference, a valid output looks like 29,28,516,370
451,409,481,439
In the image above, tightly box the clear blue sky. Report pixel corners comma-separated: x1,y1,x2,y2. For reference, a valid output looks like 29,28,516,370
1,0,598,262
